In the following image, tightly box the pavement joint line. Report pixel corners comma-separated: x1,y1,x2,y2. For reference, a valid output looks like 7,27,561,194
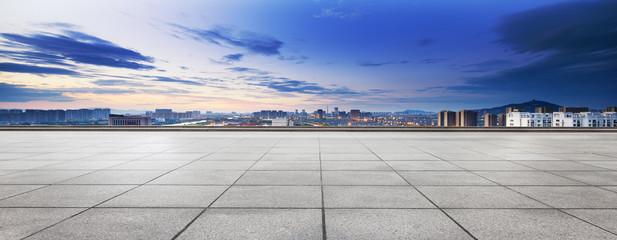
354,135,479,240
18,137,236,239
170,134,288,240
455,145,617,237
318,132,328,240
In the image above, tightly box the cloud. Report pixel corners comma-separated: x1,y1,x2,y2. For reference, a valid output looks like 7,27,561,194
421,59,447,64
459,59,512,73
417,38,435,47
437,1,617,106
279,55,308,64
153,76,204,86
0,82,73,102
248,77,360,95
227,67,270,75
313,8,363,19
174,25,283,56
222,53,244,62
0,30,154,70
0,62,79,75
91,79,151,87
356,60,408,67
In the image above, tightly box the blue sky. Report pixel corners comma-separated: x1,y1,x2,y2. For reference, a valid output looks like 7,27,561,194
0,0,615,112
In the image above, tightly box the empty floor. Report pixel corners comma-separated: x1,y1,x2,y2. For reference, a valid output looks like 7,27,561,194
1,131,617,239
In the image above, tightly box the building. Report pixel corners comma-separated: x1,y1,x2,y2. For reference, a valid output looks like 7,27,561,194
350,109,361,119
497,113,507,126
507,112,552,127
316,109,324,119
484,113,497,127
438,111,456,126
553,112,617,127
108,114,152,126
606,107,617,112
559,107,589,113
253,110,287,119
456,110,477,127
506,107,525,113
536,107,554,113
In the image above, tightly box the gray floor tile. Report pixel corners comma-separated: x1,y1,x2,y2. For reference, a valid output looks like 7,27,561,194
493,153,561,161
108,160,191,170
446,209,617,239
60,170,166,184
326,209,472,239
387,161,463,170
250,161,321,170
80,153,150,161
322,161,391,170
0,208,86,239
236,171,321,185
202,153,264,161
177,209,322,239
0,161,63,170
417,186,547,208
0,170,91,184
578,161,617,170
564,209,617,234
513,161,608,171
511,186,617,208
321,153,379,161
180,160,255,170
322,171,408,185
144,153,209,160
261,153,320,161
475,171,584,185
550,171,617,185
377,153,440,161
433,153,502,161
28,208,201,240
37,161,127,170
212,186,322,208
450,161,535,170
100,185,227,207
0,185,46,199
149,170,243,185
323,186,434,208
400,171,496,186
0,185,134,207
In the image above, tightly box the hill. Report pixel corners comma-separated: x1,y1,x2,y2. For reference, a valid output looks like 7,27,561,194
473,99,562,115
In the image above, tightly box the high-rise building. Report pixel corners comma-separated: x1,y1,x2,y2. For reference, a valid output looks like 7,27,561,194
507,112,552,127
456,110,477,127
316,109,324,119
536,107,554,113
605,107,617,112
484,113,497,127
350,109,361,119
438,111,456,126
333,107,339,117
497,113,507,126
559,107,589,113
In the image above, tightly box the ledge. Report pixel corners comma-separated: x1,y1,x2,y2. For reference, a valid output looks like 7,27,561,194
1,126,617,132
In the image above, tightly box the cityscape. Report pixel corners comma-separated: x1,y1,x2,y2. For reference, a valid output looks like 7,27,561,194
2,0,617,239
2,100,615,127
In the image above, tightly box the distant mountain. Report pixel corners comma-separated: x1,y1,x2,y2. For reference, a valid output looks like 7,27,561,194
473,99,562,115
395,109,435,114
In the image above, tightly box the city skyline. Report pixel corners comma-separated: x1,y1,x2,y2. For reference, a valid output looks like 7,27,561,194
1,0,616,112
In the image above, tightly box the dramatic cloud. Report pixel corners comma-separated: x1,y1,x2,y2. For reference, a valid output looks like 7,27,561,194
153,76,204,86
356,60,408,67
0,30,154,70
417,38,435,47
0,82,72,102
91,79,151,87
174,25,283,55
442,0,617,106
0,62,79,75
249,77,359,95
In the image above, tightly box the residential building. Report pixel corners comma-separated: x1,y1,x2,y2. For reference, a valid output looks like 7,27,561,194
456,110,477,127
553,112,617,127
438,111,456,126
507,112,552,127
506,107,524,113
497,113,507,126
536,107,554,113
108,114,152,126
484,113,497,127
350,109,361,119
559,107,589,113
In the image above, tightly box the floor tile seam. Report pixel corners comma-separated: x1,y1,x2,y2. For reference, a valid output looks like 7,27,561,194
458,146,617,237
171,136,288,240
18,138,238,239
318,132,327,240
355,136,478,240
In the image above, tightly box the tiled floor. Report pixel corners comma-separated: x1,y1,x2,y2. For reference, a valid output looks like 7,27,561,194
1,131,617,239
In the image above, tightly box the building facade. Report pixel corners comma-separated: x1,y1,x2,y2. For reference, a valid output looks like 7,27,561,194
507,112,552,127
438,111,456,127
484,113,497,127
108,115,152,126
553,112,617,127
456,110,477,127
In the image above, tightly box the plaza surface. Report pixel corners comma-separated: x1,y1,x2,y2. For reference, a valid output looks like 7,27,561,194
1,131,617,239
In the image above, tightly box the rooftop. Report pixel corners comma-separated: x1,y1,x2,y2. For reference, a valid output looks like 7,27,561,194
1,130,617,239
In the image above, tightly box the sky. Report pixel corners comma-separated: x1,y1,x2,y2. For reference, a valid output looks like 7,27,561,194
0,0,616,112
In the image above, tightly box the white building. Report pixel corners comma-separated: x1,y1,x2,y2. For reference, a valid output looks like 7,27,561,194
506,112,552,127
553,112,617,127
